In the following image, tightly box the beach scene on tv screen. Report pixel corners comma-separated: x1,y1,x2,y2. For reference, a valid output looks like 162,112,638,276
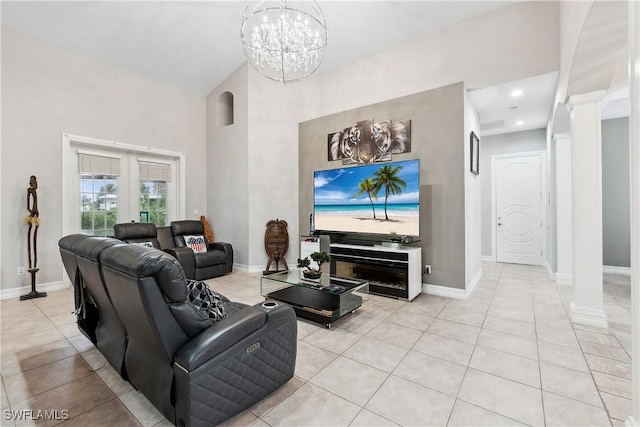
314,159,420,236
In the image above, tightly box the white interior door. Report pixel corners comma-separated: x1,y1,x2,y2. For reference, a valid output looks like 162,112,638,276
495,153,543,265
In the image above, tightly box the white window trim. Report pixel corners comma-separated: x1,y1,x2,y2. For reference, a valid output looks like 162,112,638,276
61,133,186,239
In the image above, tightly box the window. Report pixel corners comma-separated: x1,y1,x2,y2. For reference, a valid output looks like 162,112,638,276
138,160,171,226
78,152,121,236
218,91,234,126
63,134,185,239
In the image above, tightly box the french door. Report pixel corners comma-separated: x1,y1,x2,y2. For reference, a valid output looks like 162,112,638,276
63,134,185,237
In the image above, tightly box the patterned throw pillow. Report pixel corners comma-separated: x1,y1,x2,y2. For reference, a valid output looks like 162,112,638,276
184,235,207,253
186,280,227,322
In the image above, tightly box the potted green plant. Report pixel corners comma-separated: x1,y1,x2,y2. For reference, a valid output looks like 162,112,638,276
297,251,331,279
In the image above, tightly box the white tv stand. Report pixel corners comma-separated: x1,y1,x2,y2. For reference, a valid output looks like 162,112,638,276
300,240,422,301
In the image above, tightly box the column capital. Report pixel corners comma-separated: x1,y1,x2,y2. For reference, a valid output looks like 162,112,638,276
566,90,607,111
552,132,571,143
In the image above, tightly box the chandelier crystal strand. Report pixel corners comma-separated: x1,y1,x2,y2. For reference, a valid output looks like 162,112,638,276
241,0,327,83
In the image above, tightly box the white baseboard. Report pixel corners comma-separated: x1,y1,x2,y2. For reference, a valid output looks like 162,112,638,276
233,263,266,274
570,302,608,329
555,272,573,286
466,268,482,295
421,268,482,300
0,281,69,301
603,265,631,276
543,260,555,281
481,255,494,262
422,283,467,299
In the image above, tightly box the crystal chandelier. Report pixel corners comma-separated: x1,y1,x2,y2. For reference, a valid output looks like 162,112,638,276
241,0,327,84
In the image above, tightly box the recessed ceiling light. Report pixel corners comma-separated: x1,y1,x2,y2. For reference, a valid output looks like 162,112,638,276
510,89,523,97
516,121,524,126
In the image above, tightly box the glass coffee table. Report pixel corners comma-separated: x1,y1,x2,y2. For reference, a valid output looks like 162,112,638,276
261,269,369,328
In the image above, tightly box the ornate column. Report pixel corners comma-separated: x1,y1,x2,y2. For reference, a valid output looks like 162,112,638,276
567,91,607,328
553,132,573,286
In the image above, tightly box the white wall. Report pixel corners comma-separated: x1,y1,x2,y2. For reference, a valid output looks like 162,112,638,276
464,88,482,287
480,129,547,257
1,27,206,294
209,1,560,276
555,133,573,283
246,70,306,270
206,64,251,267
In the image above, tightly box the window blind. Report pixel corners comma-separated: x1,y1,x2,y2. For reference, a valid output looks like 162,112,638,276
78,153,121,176
139,161,172,182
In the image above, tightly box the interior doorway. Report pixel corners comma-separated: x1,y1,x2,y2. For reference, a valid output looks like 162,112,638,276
491,151,545,265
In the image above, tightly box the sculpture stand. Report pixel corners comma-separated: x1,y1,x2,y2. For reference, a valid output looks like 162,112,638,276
20,268,47,300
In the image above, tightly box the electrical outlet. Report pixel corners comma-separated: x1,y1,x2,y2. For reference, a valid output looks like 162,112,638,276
424,265,431,275
17,267,25,276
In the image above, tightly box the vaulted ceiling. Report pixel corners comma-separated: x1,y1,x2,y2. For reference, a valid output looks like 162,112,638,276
1,1,581,136
1,1,524,96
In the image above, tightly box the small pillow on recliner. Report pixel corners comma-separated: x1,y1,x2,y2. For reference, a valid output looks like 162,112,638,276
186,280,227,322
184,235,207,253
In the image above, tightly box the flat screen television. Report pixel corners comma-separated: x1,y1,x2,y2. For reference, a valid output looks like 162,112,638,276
313,159,420,237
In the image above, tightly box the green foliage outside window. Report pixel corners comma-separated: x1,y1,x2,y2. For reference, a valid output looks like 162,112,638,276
80,175,118,236
139,180,168,226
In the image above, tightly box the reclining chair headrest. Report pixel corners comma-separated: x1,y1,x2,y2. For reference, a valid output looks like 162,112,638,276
58,234,91,252
74,237,123,262
171,220,204,236
100,244,188,303
114,222,158,240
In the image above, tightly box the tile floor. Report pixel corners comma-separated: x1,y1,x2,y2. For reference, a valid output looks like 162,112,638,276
0,262,633,426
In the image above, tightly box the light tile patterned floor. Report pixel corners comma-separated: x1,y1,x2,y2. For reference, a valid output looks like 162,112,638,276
0,262,632,426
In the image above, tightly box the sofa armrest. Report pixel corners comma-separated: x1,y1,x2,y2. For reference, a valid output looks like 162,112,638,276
174,306,267,371
164,247,196,279
209,242,233,273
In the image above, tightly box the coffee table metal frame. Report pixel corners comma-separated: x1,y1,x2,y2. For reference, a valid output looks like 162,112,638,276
260,269,369,328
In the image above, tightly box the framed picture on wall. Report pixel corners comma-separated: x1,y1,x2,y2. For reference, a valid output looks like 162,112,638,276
470,131,480,175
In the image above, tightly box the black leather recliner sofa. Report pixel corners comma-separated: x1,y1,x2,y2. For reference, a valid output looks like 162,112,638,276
170,220,234,280
58,234,297,427
113,221,233,281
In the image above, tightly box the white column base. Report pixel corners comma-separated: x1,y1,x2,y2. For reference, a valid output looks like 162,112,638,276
570,302,608,329
625,416,639,427
555,272,573,286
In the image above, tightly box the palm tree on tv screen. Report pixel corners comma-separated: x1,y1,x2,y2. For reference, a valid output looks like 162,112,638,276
354,177,378,219
373,164,406,220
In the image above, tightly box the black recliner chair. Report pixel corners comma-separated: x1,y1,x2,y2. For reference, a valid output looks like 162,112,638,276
113,222,164,248
170,220,233,280
59,237,297,426
59,234,98,343
59,234,128,378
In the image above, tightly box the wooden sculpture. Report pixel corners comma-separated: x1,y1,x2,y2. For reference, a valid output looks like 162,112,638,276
264,219,289,274
200,215,215,244
22,175,47,300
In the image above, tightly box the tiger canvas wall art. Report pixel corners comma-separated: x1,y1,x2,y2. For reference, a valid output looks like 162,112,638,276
327,118,411,164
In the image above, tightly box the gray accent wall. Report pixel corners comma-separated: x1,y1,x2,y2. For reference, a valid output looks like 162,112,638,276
602,117,630,267
299,83,467,290
480,129,547,257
